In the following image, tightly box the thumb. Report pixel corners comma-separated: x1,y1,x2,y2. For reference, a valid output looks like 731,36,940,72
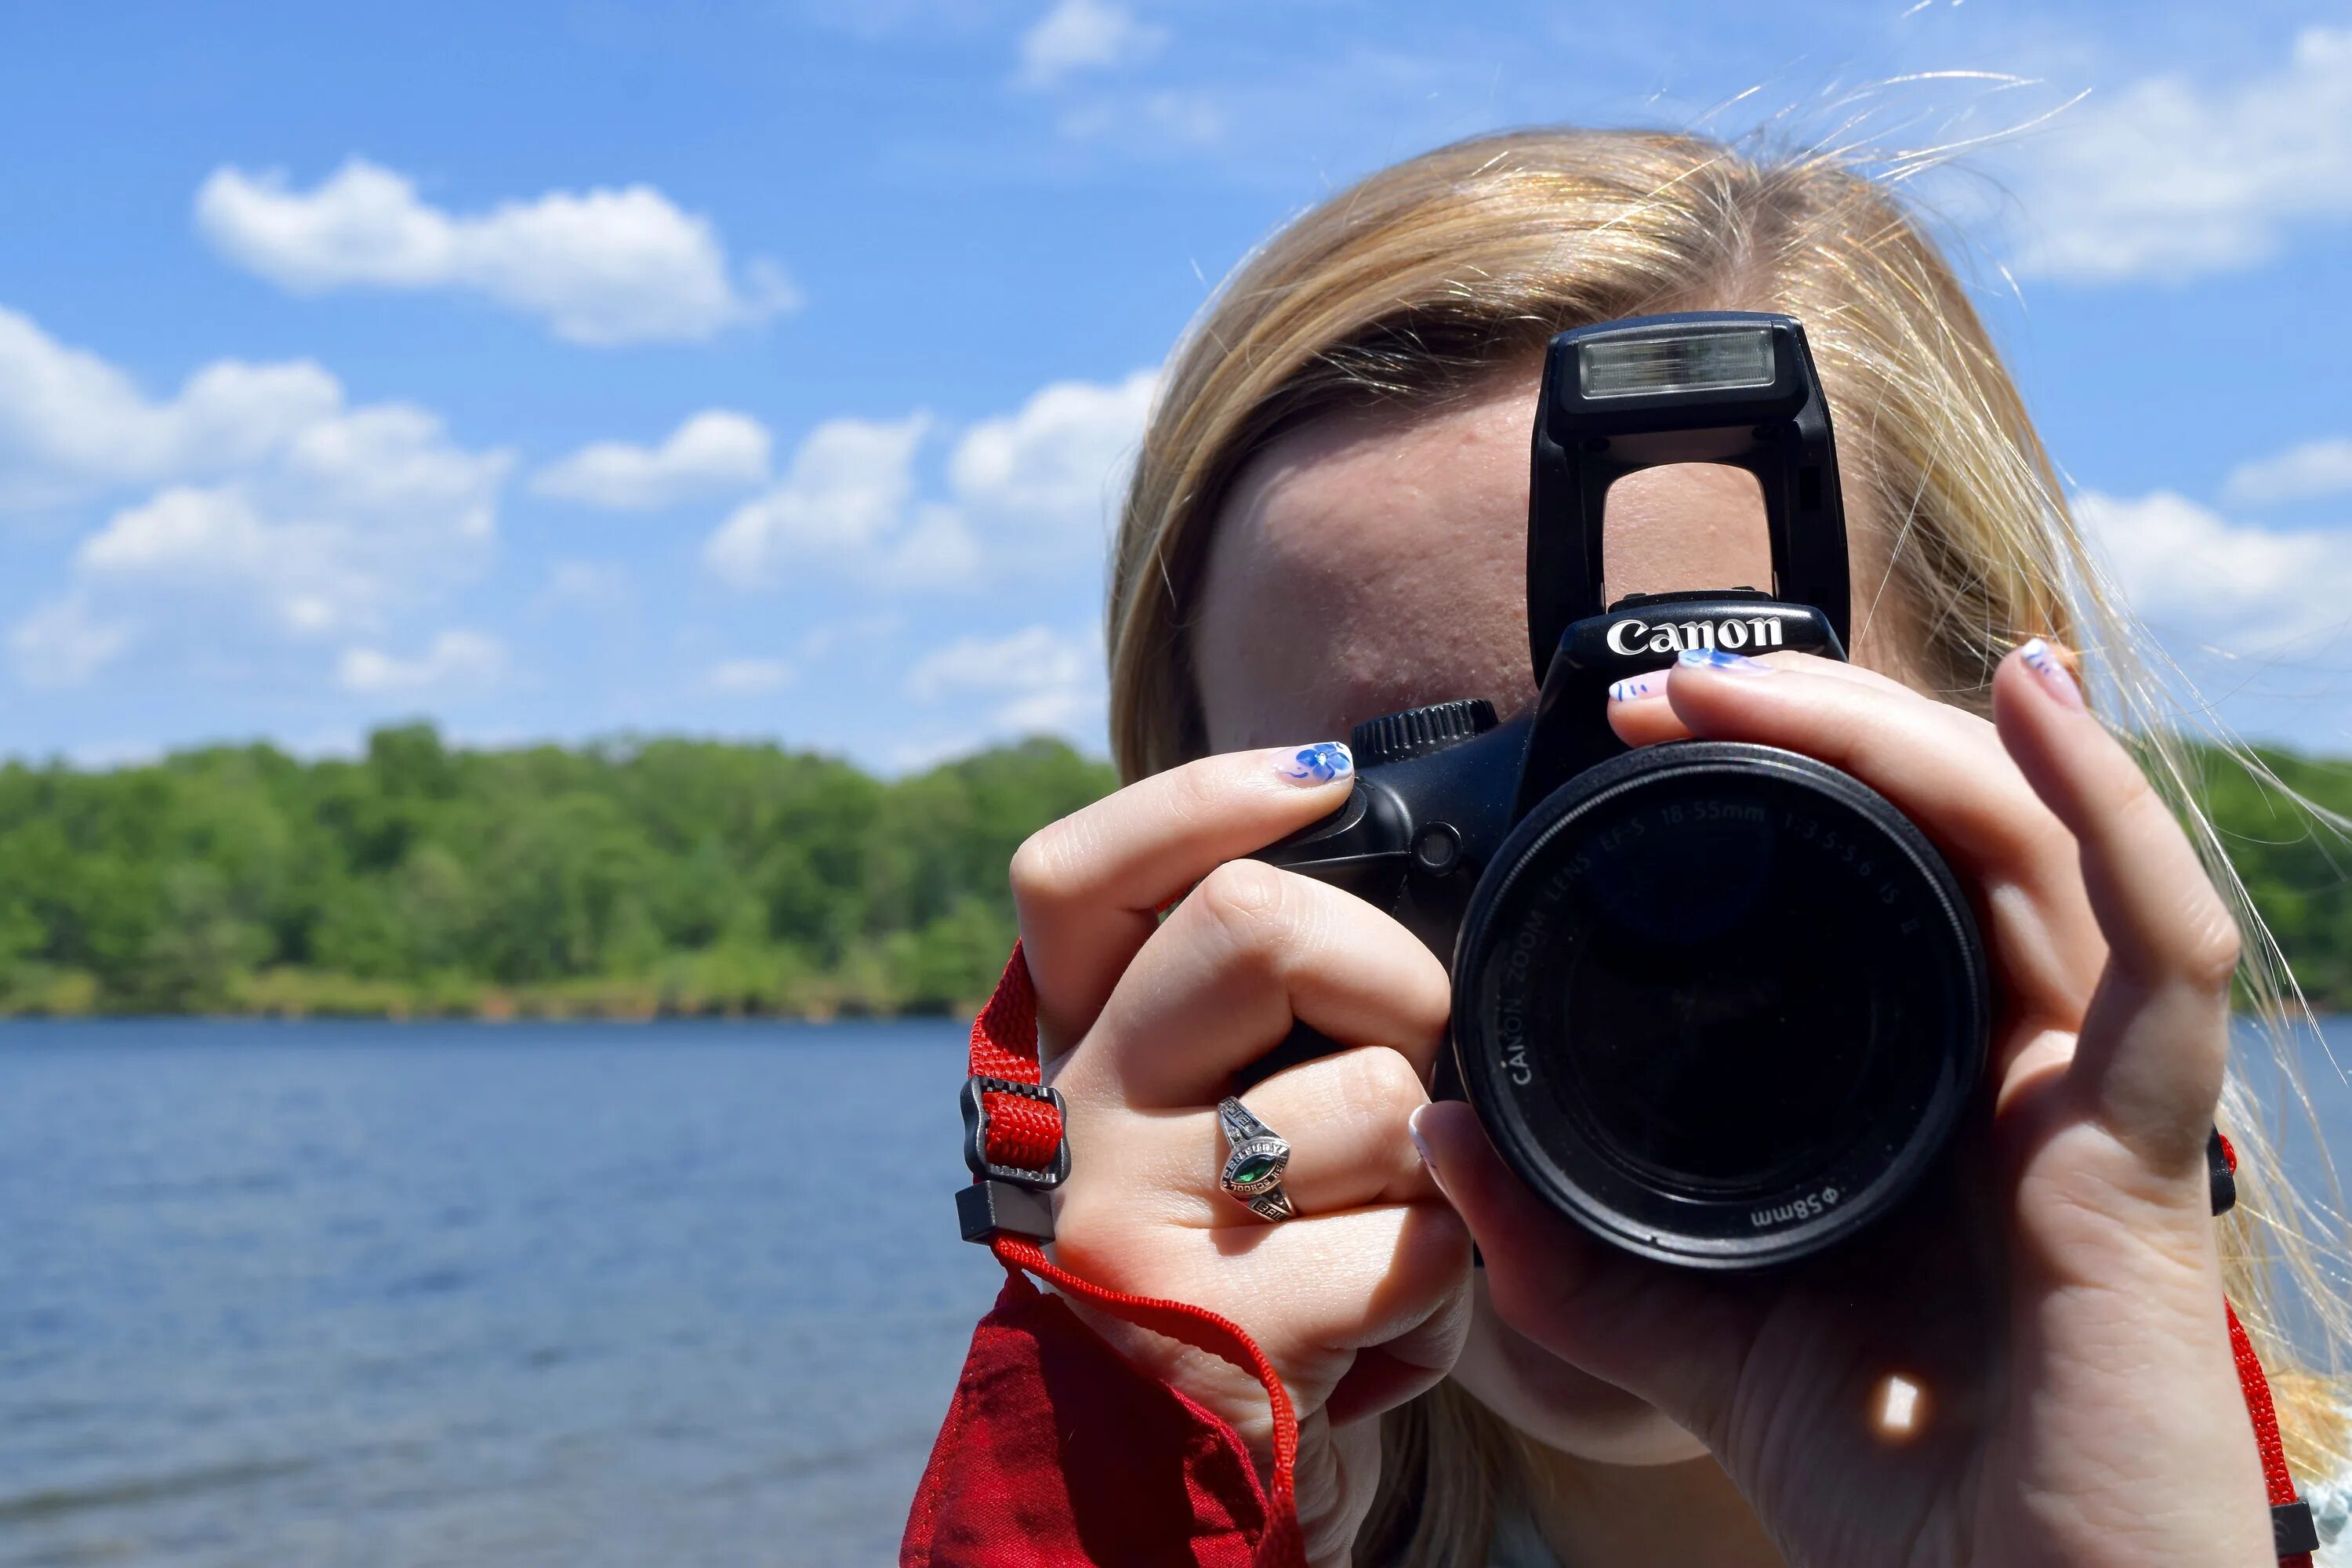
1410,1099,1761,1450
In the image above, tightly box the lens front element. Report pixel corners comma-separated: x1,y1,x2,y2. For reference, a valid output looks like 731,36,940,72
1454,742,1987,1269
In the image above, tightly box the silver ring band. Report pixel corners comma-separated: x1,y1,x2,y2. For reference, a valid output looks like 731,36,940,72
1218,1096,1294,1222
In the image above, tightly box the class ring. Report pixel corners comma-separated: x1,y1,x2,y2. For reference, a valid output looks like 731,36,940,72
1218,1096,1295,1223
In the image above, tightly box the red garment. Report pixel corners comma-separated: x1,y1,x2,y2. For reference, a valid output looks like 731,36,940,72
908,944,1305,1568
901,1268,1300,1568
909,947,2311,1567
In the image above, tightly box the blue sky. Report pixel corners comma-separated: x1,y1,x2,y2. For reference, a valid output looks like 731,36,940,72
2,1,2350,771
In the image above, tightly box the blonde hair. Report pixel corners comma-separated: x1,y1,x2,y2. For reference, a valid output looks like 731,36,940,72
1104,127,2350,1565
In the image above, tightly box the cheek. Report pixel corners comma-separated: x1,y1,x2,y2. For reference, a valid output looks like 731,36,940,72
1448,1276,1709,1466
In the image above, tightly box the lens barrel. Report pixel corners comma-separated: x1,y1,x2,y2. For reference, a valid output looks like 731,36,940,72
1451,741,1988,1269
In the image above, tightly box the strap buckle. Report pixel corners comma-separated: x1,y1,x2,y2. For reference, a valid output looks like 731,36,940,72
960,1075,1071,1188
956,1075,1069,1244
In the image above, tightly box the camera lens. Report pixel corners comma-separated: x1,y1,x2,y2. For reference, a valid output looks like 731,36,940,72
1452,741,1987,1269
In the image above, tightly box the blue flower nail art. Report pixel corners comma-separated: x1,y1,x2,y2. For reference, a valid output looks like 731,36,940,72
1278,741,1354,784
1675,647,1773,674
1609,674,1663,702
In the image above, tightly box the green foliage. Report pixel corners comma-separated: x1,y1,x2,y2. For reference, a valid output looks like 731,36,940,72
0,727,1117,1018
8,724,2352,1016
2194,746,2352,1010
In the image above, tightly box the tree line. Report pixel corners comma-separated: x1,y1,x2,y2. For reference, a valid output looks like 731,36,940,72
2,724,2350,1018
0,725,1112,1018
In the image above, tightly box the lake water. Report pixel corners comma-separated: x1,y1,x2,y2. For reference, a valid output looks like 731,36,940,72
5,1018,2351,1568
0,1021,1002,1568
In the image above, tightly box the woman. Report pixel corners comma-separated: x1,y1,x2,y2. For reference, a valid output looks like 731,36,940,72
902,129,2350,1567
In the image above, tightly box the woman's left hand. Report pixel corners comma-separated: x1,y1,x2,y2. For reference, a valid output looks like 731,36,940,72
1412,641,2278,1568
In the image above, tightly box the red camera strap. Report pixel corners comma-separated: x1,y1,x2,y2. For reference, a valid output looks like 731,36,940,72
960,946,2309,1564
967,944,1305,1565
2210,1131,2318,1566
967,948,1064,1174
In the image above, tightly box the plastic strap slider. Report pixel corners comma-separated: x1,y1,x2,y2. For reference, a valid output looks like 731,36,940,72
2210,1124,2238,1218
960,1075,1071,1188
957,1179,1055,1243
2274,1498,2320,1555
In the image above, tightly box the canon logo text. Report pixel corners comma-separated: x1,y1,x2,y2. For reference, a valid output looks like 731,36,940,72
1606,615,1788,656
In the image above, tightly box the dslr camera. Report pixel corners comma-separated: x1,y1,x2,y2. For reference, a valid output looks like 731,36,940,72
1258,312,1991,1270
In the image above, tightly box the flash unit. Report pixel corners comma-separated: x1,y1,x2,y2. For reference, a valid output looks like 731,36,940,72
1577,325,1776,399
1526,311,1848,681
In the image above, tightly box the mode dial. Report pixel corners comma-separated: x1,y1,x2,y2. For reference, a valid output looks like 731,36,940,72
1348,699,1498,767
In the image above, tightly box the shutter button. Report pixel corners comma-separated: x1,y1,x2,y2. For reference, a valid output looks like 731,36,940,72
1411,822,1461,874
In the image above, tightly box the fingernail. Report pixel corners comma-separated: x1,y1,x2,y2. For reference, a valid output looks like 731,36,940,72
1274,741,1354,784
2016,638,2084,711
1608,673,1664,702
1409,1105,1451,1202
1675,647,1773,675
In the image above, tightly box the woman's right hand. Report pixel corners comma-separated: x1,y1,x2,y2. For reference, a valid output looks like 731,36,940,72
1011,742,1475,1568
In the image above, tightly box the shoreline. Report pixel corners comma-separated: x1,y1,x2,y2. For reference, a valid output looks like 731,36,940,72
0,997,975,1024
0,960,994,1024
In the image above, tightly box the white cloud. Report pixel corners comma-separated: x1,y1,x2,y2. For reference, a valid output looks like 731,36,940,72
72,403,509,637
1018,0,1164,89
702,412,980,589
703,657,795,695
950,368,1156,536
0,304,341,511
702,368,1154,593
532,410,771,510
1,306,511,688
195,158,799,346
2078,488,2352,647
2225,438,2352,507
337,630,510,694
2012,27,2352,281
906,623,1104,737
9,594,132,688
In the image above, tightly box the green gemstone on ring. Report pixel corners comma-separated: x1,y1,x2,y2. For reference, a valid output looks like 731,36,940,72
1231,1152,1282,1187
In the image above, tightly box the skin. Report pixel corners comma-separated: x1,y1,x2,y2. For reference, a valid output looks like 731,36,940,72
1012,367,2274,1566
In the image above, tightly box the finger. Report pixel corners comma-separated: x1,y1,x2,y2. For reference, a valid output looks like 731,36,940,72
1231,1047,1440,1215
1653,649,2056,873
1240,1203,1474,1447
1116,1047,1439,1223
1061,859,1450,1108
1606,649,1893,748
1051,1199,1472,1447
1410,1100,1760,1447
1991,641,2237,1164
1011,741,1358,1054
1051,1192,1473,1398
1323,1341,1452,1429
1210,1202,1474,1379
1642,644,2109,1033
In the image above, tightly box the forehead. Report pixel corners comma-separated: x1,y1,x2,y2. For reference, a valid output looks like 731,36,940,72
1192,368,1778,754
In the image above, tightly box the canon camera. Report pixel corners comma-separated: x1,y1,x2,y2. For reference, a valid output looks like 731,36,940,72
1255,312,1991,1270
